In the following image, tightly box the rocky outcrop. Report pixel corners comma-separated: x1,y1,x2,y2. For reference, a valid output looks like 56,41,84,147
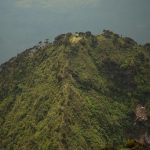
135,104,148,122
133,104,150,147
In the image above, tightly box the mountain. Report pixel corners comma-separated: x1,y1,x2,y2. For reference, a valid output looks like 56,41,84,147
0,30,150,150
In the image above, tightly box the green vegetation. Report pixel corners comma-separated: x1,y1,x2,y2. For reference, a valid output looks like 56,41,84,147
0,31,150,149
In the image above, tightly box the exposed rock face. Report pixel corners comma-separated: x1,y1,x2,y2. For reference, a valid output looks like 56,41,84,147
133,104,150,147
135,104,148,122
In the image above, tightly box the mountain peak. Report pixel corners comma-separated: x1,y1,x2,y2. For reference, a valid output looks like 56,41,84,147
0,31,150,150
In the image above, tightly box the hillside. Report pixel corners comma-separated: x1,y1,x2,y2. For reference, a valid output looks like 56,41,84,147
0,30,150,150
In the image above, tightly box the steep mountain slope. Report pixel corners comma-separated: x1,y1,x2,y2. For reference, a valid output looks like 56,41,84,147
0,30,150,150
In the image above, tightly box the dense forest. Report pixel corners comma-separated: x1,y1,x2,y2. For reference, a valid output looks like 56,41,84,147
0,30,150,150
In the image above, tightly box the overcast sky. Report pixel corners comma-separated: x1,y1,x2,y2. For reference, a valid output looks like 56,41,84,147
0,0,150,64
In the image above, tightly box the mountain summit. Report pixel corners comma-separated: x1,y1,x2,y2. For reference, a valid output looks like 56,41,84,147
0,31,150,150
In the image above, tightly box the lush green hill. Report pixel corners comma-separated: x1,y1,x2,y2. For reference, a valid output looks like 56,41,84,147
0,30,150,150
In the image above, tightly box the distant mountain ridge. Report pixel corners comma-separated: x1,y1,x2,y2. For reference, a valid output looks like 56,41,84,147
0,30,150,150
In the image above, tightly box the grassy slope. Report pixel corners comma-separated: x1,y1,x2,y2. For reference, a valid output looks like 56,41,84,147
0,31,150,150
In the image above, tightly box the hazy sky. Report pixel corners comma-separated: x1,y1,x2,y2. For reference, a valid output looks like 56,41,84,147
0,0,150,64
